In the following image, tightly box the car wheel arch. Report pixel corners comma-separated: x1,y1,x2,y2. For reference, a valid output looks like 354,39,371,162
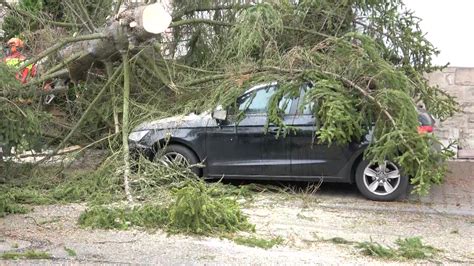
350,151,365,184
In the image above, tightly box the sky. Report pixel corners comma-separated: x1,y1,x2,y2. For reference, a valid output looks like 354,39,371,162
403,0,474,67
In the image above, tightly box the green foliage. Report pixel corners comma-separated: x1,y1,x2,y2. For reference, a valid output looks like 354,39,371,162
64,247,76,257
227,3,283,60
358,241,398,259
78,204,168,230
0,65,49,153
233,236,284,249
2,0,43,39
1,250,51,260
305,79,365,145
168,180,254,234
0,161,124,217
51,164,123,204
79,179,254,235
2,187,53,205
166,1,458,195
18,0,43,11
327,237,354,245
0,64,22,90
132,155,257,201
358,237,440,260
395,237,440,259
0,193,29,217
0,107,49,154
2,0,113,39
0,0,460,198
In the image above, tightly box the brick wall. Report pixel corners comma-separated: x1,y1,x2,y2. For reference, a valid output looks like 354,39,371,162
427,67,474,159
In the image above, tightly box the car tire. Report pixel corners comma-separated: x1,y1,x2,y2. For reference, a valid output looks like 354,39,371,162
154,144,201,176
355,160,408,201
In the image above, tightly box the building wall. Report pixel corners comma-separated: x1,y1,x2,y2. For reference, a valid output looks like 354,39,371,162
428,67,474,158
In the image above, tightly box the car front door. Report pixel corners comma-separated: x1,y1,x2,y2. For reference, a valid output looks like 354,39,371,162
205,84,295,179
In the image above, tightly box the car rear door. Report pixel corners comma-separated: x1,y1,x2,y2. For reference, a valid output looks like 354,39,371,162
289,87,353,178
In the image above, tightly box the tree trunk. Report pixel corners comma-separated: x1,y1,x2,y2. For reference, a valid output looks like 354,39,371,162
36,3,172,82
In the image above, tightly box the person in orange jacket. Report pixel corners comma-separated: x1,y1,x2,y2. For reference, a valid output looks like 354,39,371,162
4,37,37,84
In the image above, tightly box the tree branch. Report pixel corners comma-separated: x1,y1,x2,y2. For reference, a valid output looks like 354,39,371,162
43,52,86,76
24,69,69,88
169,19,332,40
170,19,233,28
282,26,332,40
35,63,123,165
0,0,80,28
75,0,98,32
19,33,107,71
320,70,422,164
121,50,134,203
172,4,252,20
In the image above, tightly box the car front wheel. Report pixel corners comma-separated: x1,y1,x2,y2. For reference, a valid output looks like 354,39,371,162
355,160,408,201
154,144,201,176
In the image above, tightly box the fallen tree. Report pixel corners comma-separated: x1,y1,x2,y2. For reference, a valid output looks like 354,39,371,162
0,0,458,196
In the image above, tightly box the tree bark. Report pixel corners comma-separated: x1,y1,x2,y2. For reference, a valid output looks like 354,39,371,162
121,50,133,203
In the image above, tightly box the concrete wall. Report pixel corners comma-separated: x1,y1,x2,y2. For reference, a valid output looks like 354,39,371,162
427,67,474,158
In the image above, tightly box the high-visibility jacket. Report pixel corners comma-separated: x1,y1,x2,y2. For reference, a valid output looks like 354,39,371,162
4,51,36,84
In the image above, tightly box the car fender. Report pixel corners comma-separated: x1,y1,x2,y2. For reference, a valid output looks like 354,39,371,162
143,127,206,162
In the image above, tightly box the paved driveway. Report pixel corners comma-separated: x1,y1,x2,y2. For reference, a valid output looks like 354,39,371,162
408,161,474,215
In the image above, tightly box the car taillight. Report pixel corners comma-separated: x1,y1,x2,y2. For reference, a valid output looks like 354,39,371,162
417,125,433,134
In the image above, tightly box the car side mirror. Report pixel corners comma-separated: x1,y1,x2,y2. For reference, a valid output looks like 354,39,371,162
212,109,227,121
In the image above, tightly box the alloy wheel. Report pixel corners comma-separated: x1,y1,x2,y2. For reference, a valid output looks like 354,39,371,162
158,151,190,167
362,161,401,196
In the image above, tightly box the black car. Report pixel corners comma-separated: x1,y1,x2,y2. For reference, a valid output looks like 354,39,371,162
129,83,435,201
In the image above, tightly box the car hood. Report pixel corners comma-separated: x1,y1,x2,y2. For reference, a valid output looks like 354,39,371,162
132,112,217,131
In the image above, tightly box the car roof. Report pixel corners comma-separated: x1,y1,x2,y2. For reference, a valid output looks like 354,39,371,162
243,82,278,95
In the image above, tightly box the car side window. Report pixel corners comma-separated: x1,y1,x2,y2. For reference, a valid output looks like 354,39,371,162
299,83,315,115
236,85,295,115
238,86,276,114
302,102,315,115
279,95,293,115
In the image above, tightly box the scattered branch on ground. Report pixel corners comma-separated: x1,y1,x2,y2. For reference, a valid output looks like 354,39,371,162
233,236,284,250
1,250,51,260
358,237,441,260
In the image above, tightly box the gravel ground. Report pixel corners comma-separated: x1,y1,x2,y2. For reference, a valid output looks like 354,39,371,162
0,192,473,265
1,161,473,265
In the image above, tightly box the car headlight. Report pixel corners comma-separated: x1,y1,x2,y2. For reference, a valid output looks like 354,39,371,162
128,130,149,142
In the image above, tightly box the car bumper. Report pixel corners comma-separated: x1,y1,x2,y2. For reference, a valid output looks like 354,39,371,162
129,141,154,160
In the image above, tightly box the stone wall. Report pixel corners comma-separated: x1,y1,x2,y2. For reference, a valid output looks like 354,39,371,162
427,67,474,159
